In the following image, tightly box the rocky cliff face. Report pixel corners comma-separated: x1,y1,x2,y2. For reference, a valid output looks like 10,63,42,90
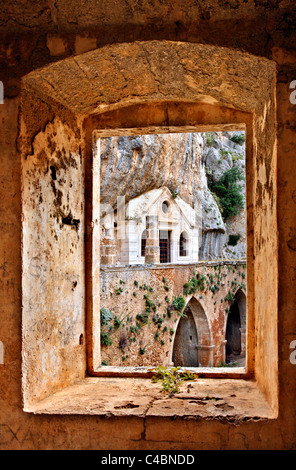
99,130,246,261
202,131,246,260
100,132,205,209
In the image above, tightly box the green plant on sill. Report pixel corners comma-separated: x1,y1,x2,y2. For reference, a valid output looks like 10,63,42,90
152,366,198,395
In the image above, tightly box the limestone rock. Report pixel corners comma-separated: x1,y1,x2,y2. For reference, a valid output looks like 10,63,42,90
99,129,246,262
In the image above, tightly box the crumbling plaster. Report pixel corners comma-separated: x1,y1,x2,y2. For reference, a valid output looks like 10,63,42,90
0,1,295,450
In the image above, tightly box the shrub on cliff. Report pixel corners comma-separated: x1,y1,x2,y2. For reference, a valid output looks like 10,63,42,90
207,166,245,220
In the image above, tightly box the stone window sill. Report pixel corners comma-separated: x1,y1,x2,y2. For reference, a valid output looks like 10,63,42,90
24,376,276,421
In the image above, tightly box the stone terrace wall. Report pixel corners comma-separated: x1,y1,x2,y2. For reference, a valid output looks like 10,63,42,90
100,261,246,367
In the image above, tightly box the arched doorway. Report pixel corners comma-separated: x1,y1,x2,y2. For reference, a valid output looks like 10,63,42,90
172,308,198,367
225,289,246,364
172,297,212,367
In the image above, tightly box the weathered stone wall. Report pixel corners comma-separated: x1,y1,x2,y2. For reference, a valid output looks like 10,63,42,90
0,0,295,451
16,40,279,444
99,262,246,367
22,117,86,406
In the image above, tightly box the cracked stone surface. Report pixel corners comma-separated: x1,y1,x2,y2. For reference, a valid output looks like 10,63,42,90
26,377,274,421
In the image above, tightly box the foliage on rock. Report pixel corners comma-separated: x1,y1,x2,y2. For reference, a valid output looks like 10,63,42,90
207,166,245,220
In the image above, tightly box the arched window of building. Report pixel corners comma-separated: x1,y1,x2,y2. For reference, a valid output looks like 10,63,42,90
141,230,146,257
179,231,188,257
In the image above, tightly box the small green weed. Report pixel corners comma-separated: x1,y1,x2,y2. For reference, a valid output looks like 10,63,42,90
152,366,198,395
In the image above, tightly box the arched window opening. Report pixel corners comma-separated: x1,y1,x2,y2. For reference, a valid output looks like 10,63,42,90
179,231,188,257
141,230,146,257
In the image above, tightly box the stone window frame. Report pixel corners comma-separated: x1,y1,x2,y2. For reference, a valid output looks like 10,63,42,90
91,124,250,379
179,230,189,257
20,41,278,418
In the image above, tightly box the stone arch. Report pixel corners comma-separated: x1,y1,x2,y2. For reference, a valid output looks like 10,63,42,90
20,40,277,406
172,296,214,367
225,288,246,364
